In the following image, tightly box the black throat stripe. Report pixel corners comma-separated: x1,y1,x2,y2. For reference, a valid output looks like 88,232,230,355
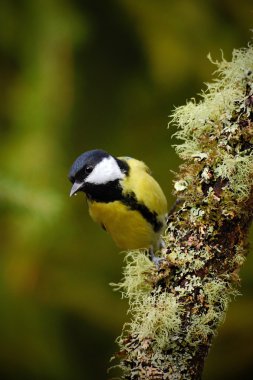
85,180,122,203
86,182,163,233
121,191,163,233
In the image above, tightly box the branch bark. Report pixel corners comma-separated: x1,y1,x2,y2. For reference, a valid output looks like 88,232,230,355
111,41,253,379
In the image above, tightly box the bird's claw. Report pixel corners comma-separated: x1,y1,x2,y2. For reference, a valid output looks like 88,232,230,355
148,247,166,270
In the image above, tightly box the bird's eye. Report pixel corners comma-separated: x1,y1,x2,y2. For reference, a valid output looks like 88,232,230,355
85,166,93,174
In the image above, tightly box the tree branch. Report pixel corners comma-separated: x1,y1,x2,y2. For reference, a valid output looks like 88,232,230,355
111,40,253,380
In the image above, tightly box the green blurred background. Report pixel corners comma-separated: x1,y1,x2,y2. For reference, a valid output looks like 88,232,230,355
0,1,252,379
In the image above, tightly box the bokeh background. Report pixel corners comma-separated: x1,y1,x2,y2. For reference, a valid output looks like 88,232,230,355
0,1,253,379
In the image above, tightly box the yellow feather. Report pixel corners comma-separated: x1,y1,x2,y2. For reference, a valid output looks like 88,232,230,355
119,157,167,216
88,201,156,249
87,157,167,250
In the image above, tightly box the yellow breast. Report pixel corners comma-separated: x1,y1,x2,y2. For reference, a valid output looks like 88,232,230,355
86,156,167,250
88,200,160,250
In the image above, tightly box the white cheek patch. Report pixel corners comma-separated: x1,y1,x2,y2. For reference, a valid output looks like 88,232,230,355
85,156,124,184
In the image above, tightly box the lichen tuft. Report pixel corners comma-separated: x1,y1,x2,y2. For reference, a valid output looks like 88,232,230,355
112,40,253,380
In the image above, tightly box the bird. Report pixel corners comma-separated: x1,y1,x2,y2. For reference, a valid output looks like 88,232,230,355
68,149,167,263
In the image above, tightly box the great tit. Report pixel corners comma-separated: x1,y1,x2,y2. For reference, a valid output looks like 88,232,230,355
68,149,167,260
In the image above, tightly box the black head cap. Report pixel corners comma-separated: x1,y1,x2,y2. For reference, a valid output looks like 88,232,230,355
68,149,110,184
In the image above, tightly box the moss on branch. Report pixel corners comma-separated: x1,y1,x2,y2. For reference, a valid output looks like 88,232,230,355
111,41,253,379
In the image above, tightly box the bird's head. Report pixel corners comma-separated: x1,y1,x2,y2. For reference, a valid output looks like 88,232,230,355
68,149,129,198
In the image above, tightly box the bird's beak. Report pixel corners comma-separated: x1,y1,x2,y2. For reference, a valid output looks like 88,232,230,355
70,181,84,197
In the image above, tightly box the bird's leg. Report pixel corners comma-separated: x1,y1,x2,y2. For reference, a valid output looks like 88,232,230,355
148,242,166,269
159,238,166,250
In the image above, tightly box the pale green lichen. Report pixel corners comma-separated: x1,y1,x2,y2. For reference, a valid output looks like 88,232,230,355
111,250,154,298
125,288,181,350
114,251,180,351
203,279,238,307
172,47,253,147
166,246,213,272
186,280,239,345
113,40,253,380
172,43,253,202
174,179,188,192
214,154,253,201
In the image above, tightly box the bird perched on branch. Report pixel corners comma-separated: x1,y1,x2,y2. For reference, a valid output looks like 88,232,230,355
68,149,167,263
